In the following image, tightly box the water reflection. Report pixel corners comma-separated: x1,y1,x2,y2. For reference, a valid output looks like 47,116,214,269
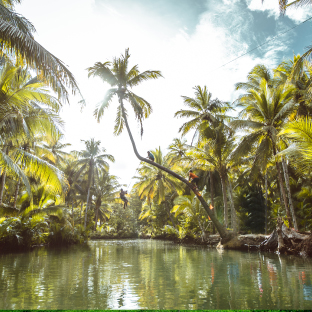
0,239,312,309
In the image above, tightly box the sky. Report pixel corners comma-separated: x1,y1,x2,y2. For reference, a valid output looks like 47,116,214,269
17,0,312,189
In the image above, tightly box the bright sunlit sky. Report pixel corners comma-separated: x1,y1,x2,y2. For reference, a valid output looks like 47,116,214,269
17,0,312,188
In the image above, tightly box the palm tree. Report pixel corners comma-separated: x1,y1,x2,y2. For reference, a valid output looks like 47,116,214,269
133,147,184,228
0,0,80,101
87,49,231,241
172,194,210,240
174,85,229,143
75,138,114,228
133,147,184,205
279,117,312,168
232,76,297,227
36,131,71,166
274,55,312,118
92,171,120,230
187,123,237,229
0,62,68,204
167,138,188,167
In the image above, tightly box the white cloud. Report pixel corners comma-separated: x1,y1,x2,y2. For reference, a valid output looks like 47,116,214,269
247,0,312,23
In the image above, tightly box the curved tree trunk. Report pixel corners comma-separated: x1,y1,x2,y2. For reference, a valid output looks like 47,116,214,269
282,158,298,230
119,99,231,241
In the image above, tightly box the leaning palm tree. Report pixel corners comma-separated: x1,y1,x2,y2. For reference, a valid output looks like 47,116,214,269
133,147,184,205
87,49,231,241
0,0,80,101
74,138,114,228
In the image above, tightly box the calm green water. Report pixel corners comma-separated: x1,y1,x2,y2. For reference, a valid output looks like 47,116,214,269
1,239,312,309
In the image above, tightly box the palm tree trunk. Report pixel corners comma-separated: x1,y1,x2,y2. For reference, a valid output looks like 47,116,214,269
84,187,90,229
276,161,292,226
0,171,6,205
0,147,9,205
265,173,268,235
119,99,231,242
94,204,100,231
210,171,216,234
80,201,83,225
281,158,298,230
227,176,237,233
72,199,74,227
165,201,177,229
220,173,228,228
12,177,20,208
272,145,292,227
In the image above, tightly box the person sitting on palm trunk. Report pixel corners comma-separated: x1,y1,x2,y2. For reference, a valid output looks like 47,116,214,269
120,188,128,209
189,170,200,190
147,151,155,161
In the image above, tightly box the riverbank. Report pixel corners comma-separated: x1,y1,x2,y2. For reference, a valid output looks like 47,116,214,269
151,230,312,258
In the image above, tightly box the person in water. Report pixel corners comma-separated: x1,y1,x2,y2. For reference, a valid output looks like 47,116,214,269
120,188,128,209
147,151,155,161
189,170,200,190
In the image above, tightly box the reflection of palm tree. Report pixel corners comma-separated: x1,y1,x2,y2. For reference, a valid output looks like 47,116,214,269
88,50,230,241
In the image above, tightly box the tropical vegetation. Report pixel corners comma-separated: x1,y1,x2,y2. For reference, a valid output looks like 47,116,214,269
1,0,312,253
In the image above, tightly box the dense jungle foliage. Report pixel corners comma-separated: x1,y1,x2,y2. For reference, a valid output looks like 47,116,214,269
1,0,312,250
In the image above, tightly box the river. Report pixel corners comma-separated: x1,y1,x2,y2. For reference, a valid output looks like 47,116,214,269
1,239,312,309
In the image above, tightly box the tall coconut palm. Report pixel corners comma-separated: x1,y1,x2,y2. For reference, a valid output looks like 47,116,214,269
232,77,297,227
92,171,120,230
0,0,80,101
187,123,237,229
175,85,230,144
75,138,114,228
88,49,231,241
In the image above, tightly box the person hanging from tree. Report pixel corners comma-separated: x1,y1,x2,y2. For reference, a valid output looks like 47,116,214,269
189,170,200,190
147,151,155,161
120,188,128,209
